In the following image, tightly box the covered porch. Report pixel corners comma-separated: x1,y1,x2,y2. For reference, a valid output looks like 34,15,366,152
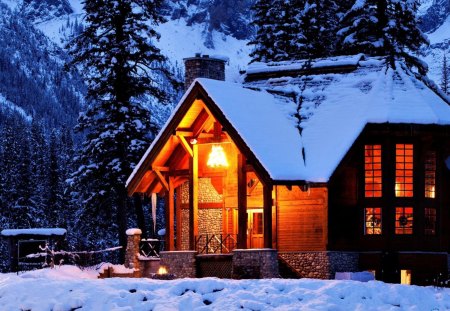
127,83,275,254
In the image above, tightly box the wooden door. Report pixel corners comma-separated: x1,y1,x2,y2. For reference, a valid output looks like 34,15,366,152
247,209,264,248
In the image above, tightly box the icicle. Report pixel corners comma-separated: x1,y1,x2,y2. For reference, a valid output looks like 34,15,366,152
151,193,157,235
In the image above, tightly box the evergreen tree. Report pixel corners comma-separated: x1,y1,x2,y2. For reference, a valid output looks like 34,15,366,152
337,0,384,56
67,0,176,254
294,0,340,59
271,0,298,61
248,0,279,63
442,53,449,95
337,0,428,72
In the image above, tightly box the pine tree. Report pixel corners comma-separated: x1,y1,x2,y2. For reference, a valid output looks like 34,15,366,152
442,53,449,95
384,0,429,73
248,0,279,63
66,0,176,255
294,0,340,59
337,0,428,72
337,0,384,56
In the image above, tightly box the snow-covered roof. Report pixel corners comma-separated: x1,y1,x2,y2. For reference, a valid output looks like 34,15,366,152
245,57,450,182
196,78,305,180
1,228,67,237
128,56,450,187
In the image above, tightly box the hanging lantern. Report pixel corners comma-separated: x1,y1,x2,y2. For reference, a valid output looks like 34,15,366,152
207,144,229,168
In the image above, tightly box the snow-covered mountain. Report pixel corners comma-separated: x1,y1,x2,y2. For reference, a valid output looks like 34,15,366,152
0,1,83,127
420,0,450,84
1,0,449,116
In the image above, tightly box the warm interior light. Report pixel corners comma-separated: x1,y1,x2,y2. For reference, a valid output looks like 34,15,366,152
157,266,168,275
207,144,229,168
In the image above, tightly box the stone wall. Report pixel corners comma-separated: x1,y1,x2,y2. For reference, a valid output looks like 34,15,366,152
160,251,197,278
279,251,359,279
181,208,223,251
180,178,223,204
232,249,279,279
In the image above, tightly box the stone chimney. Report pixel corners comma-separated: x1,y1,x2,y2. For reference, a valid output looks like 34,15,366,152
183,54,226,91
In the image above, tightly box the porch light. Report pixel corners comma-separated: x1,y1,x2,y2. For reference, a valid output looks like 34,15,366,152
207,144,229,168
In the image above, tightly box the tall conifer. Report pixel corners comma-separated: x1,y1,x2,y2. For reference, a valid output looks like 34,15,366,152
67,0,176,254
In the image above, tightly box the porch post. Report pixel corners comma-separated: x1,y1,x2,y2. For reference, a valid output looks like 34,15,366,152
175,187,182,250
189,144,199,250
165,177,175,251
263,182,273,248
237,153,247,249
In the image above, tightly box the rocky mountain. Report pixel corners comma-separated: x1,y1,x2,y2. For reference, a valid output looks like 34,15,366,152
164,0,255,47
419,0,450,85
0,1,83,128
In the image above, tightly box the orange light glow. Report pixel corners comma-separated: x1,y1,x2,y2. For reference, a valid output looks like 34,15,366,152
207,144,229,168
157,266,168,275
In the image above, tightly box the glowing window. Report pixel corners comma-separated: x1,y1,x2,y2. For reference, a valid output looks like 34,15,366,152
395,207,413,234
365,207,382,235
425,151,436,198
395,144,413,197
401,270,412,285
424,208,436,235
365,145,382,197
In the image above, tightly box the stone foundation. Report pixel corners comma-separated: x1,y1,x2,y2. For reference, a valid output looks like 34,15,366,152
139,258,160,278
279,251,359,279
232,249,279,279
160,251,197,278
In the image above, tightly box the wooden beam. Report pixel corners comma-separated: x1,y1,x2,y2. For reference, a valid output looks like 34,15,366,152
165,177,175,251
191,109,211,137
153,166,169,172
176,186,182,250
263,182,273,249
177,135,193,157
169,169,190,177
196,136,229,145
154,169,169,192
237,153,247,249
189,144,199,250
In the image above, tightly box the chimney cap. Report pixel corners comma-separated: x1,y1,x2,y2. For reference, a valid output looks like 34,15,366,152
183,54,227,63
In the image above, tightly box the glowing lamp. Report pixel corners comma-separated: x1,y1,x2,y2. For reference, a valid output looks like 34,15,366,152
157,266,168,275
207,144,229,168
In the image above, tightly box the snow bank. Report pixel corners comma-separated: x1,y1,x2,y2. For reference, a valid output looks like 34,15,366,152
0,270,448,310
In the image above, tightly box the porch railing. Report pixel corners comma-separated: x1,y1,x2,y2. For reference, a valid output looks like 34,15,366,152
139,239,164,258
195,234,237,254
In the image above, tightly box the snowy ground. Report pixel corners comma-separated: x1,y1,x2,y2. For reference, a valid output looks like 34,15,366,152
0,266,448,311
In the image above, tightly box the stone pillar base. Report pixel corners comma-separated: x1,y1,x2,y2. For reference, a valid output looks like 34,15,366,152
232,249,279,279
160,251,197,278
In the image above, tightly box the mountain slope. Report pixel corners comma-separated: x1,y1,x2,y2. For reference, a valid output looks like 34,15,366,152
0,1,83,127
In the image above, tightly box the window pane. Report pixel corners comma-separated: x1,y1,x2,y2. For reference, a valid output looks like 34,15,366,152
365,145,382,197
395,144,413,197
424,208,436,235
425,151,436,199
395,207,413,234
365,207,382,235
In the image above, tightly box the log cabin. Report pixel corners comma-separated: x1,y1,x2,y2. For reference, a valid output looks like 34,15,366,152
126,54,450,284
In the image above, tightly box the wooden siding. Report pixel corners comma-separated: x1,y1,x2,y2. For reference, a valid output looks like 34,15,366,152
276,186,328,251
